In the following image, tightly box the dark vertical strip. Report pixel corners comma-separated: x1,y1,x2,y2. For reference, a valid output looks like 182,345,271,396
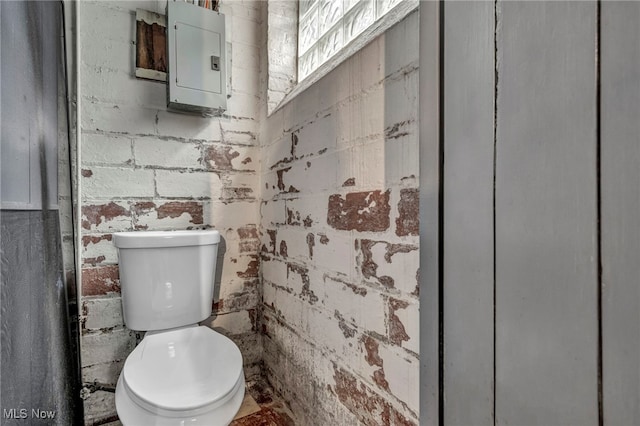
438,1,445,425
493,1,499,424
595,1,603,425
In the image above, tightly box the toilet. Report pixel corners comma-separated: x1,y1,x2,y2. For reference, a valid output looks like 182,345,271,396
112,230,245,426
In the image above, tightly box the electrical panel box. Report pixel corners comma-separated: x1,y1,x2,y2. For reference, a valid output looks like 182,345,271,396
166,1,226,115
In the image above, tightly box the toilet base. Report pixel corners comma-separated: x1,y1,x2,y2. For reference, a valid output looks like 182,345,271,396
115,370,245,426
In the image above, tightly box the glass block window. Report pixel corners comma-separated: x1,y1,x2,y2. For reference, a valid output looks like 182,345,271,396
298,0,406,81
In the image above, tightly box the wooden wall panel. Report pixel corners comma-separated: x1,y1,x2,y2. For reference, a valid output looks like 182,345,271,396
601,3,640,425
495,2,599,424
442,2,495,425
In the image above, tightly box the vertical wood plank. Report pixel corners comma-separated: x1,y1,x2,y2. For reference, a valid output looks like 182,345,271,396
495,2,599,425
442,2,495,425
419,1,441,424
601,3,640,424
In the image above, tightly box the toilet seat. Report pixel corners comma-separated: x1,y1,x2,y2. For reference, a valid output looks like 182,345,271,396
115,325,245,425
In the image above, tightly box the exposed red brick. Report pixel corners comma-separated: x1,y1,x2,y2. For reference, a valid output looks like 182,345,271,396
359,239,418,288
331,365,416,426
362,335,383,367
319,233,329,245
82,202,129,230
263,229,277,255
81,234,113,247
327,190,391,232
238,225,260,253
291,133,298,157
223,187,254,199
279,240,288,257
156,201,203,224
389,298,410,346
276,168,290,191
288,263,317,304
342,177,356,187
132,201,156,214
83,255,106,266
303,215,312,227
81,169,93,177
373,369,390,391
396,188,419,236
334,311,356,338
237,255,260,279
241,157,252,165
306,233,315,258
203,145,240,170
230,406,295,426
82,265,120,296
286,208,301,226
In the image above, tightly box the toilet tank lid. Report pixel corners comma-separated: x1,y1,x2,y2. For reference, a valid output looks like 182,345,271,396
113,230,220,249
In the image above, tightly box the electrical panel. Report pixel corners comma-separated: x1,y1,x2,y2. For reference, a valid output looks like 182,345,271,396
166,1,226,115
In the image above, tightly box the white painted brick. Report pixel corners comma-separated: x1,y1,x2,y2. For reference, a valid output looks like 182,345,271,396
263,135,293,169
294,112,337,158
393,299,419,354
211,310,253,335
155,110,222,141
231,65,260,96
83,390,117,425
230,43,260,72
369,240,419,296
324,277,386,336
384,11,419,78
272,227,309,261
134,137,202,168
283,193,329,228
82,101,158,135
378,342,420,412
84,297,124,330
262,257,288,286
82,166,155,199
82,360,124,386
81,328,136,367
80,37,130,73
264,282,304,329
230,15,261,47
261,199,287,227
133,200,205,230
227,93,260,120
82,235,118,265
80,2,133,44
82,65,166,110
155,170,223,199
82,133,133,165
342,141,386,191
312,230,354,278
204,200,259,230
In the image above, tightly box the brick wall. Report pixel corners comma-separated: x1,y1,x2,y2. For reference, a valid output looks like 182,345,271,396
77,1,263,424
260,10,420,426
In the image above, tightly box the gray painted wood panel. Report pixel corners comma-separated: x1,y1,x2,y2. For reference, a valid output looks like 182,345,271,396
442,2,495,425
419,1,441,424
495,2,599,425
601,3,640,425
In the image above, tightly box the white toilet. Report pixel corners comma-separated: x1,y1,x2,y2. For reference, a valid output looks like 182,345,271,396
112,230,245,426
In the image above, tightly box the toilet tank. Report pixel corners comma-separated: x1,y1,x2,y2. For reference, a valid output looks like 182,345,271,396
112,230,220,331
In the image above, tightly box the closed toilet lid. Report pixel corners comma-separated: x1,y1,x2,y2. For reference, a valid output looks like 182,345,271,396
122,326,243,412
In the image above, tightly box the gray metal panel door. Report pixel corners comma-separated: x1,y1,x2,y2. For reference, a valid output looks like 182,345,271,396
601,2,640,424
443,2,495,425
495,2,599,424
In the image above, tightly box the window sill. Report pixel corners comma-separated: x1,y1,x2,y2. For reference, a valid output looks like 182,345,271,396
268,0,419,117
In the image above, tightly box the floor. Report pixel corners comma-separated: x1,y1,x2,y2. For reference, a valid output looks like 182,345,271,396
100,378,295,426
230,379,296,426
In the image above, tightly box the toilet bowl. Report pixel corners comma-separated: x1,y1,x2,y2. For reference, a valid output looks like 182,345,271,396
112,230,244,426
